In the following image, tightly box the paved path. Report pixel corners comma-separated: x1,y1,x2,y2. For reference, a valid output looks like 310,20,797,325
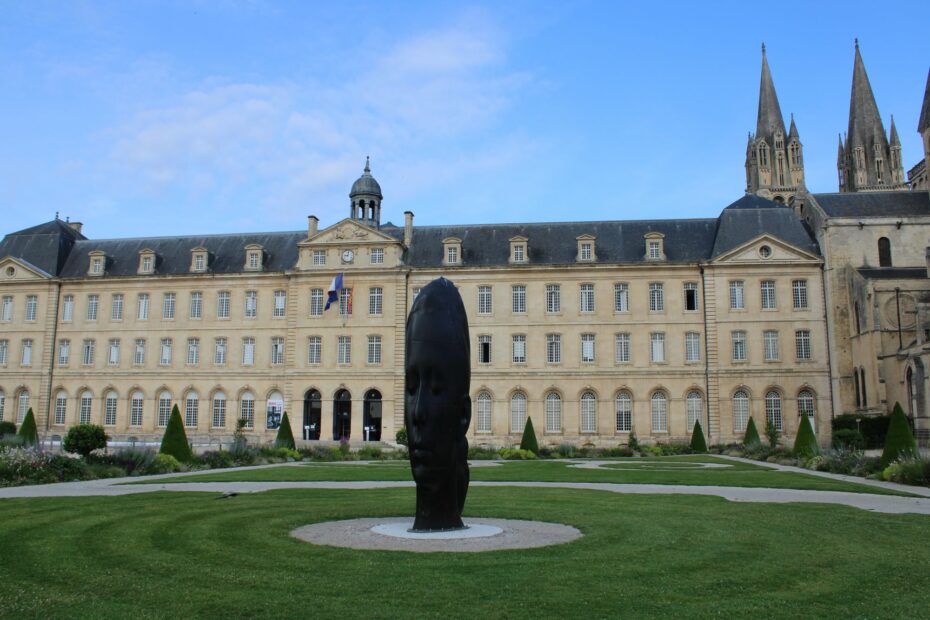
2,460,930,515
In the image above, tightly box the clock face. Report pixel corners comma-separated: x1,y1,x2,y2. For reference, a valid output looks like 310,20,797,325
342,249,355,263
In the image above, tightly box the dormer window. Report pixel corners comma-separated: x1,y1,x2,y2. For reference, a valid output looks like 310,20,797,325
138,249,155,275
190,248,208,273
88,251,106,276
244,244,264,271
644,233,666,261
509,235,528,264
576,235,596,263
443,237,462,266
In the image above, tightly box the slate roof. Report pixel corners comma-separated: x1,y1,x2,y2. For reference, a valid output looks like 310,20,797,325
711,195,820,258
811,191,930,218
0,219,85,276
857,267,927,280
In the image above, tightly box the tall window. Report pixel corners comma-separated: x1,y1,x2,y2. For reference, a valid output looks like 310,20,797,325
580,392,597,433
0,339,7,365
651,392,668,432
763,330,779,361
732,331,747,361
308,336,321,364
615,333,631,363
446,246,458,264
212,392,226,428
545,392,562,433
185,392,199,427
733,390,749,432
214,337,227,365
650,332,665,363
0,296,12,321
87,294,99,320
134,338,145,365
765,390,783,431
21,339,33,366
104,391,118,426
240,393,255,429
271,337,285,365
511,334,526,364
686,391,703,431
55,391,67,425
760,280,776,309
242,337,255,365
162,292,175,320
512,285,526,313
273,290,286,317
217,291,230,318
194,253,205,271
337,336,351,365
649,283,664,311
62,295,74,321
339,288,352,316
476,392,492,433
614,283,629,312
581,333,595,363
546,334,561,363
79,391,92,424
160,338,172,365
110,293,123,320
370,248,384,264
245,290,257,318
369,287,383,315
186,338,200,365
798,390,816,430
58,339,70,366
615,392,632,432
107,338,120,365
82,339,95,366
795,330,811,360
685,332,701,362
16,390,30,423
0,389,5,422
792,280,808,309
545,285,561,313
878,237,892,267
310,288,324,316
510,392,527,433
648,240,662,259
513,244,525,263
158,392,172,427
313,250,326,266
580,242,592,261
367,335,382,364
729,281,744,309
137,293,149,320
25,295,37,321
684,282,698,311
579,284,594,313
477,335,492,364
477,286,492,315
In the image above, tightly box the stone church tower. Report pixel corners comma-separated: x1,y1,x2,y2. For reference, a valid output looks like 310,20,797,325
745,45,805,204
837,41,907,192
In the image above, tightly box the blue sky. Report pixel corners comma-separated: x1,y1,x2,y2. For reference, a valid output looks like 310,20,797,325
1,1,928,239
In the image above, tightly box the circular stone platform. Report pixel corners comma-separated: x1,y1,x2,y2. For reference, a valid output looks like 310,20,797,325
290,518,582,553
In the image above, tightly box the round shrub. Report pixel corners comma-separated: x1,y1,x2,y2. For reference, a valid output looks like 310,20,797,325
63,424,108,458
880,402,917,468
160,405,193,463
149,453,182,474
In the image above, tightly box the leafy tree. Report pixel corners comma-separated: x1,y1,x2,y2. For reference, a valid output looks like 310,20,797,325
159,405,193,463
275,411,296,449
743,417,761,447
627,430,640,452
63,424,108,458
690,420,708,453
17,408,39,447
764,418,780,448
881,402,917,468
519,417,539,455
793,415,819,458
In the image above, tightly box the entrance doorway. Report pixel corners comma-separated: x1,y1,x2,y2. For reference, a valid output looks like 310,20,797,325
363,389,383,442
333,389,351,440
303,389,321,440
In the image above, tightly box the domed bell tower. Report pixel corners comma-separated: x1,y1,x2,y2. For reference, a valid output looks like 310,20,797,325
350,156,383,228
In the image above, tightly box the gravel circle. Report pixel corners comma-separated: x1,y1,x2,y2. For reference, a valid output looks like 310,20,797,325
291,517,582,553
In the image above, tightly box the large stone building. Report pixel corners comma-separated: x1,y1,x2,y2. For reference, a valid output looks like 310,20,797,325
1,44,928,449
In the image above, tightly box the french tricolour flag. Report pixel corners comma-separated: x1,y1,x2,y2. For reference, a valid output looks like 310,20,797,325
325,273,344,311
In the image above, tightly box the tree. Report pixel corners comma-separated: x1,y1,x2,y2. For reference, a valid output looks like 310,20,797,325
160,405,193,463
17,408,38,447
520,417,539,455
881,402,917,468
275,411,296,449
743,417,761,448
690,420,708,453
395,426,408,447
63,424,108,458
764,418,780,448
793,415,819,458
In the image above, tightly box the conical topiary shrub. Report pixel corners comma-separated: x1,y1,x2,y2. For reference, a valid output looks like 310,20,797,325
881,402,917,468
160,404,193,463
690,420,708,453
520,417,539,455
793,415,819,458
275,411,296,450
743,416,761,448
17,408,39,447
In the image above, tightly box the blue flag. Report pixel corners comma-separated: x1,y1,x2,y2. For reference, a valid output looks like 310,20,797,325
325,273,343,311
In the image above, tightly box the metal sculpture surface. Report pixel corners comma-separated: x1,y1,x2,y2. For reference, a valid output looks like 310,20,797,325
404,277,471,531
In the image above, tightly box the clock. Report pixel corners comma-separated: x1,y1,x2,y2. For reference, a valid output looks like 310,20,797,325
342,249,355,263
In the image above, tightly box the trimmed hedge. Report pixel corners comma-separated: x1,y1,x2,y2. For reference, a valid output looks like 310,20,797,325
159,405,193,463
17,409,38,447
690,420,708,453
793,415,819,458
63,424,108,458
743,417,761,447
520,417,539,455
275,411,296,450
0,421,16,438
881,402,917,468
832,414,891,449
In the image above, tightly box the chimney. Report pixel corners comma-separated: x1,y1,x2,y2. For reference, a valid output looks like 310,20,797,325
68,221,83,234
308,215,319,238
404,211,414,247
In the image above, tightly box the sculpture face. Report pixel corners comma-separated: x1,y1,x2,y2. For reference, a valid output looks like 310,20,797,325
404,278,471,531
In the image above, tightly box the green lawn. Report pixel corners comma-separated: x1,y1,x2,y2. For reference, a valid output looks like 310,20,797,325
144,456,906,495
0,487,928,618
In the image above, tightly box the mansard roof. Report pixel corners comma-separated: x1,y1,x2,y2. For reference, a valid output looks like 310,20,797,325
811,191,930,218
0,218,86,276
712,195,819,258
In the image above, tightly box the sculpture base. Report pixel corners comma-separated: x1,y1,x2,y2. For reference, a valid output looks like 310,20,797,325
372,522,502,539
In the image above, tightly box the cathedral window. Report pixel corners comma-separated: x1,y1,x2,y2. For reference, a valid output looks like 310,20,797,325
878,237,892,267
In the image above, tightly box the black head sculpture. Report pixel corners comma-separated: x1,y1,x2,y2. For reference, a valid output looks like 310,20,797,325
404,277,471,531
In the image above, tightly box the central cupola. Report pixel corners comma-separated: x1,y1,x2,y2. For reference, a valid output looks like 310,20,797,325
349,156,383,228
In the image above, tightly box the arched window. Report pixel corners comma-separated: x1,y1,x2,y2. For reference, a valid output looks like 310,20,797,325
130,391,144,427
765,390,783,431
686,391,703,432
878,237,892,267
476,391,492,433
580,392,597,433
79,390,92,424
0,389,5,422
54,390,67,425
212,391,226,428
651,392,668,433
615,392,632,432
798,390,815,432
545,392,562,433
266,390,284,430
184,391,199,428
157,391,172,427
510,392,526,433
240,392,255,429
733,389,749,432
104,390,118,426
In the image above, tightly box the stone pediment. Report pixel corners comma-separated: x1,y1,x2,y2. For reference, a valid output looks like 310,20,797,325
0,256,53,281
300,218,398,247
711,234,821,265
